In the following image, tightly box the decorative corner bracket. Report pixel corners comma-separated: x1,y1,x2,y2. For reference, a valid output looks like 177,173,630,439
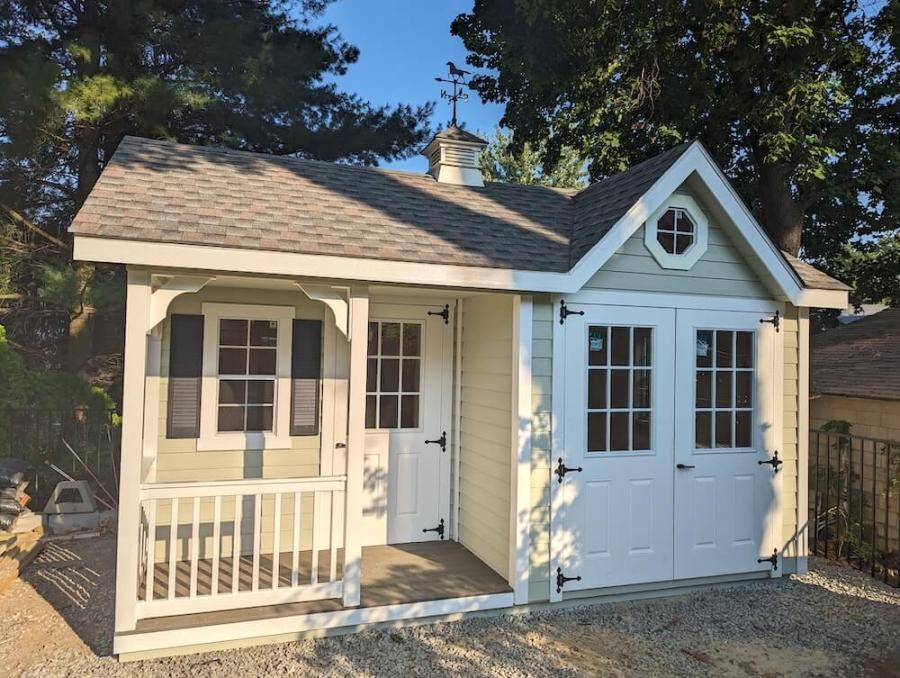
296,284,351,340
147,275,214,334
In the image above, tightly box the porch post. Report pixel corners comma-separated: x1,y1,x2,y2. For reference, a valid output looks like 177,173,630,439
343,285,369,607
114,268,151,633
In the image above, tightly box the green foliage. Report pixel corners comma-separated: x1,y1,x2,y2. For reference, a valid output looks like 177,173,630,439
453,0,899,277
0,0,433,372
479,128,587,189
825,234,900,309
0,324,115,413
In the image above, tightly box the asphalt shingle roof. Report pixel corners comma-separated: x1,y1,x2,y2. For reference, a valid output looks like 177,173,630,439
70,136,847,292
811,308,900,401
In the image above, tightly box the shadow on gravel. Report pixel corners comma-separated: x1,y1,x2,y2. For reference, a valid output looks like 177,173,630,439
24,536,116,657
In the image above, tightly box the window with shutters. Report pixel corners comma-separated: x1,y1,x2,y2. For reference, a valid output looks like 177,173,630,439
198,303,296,451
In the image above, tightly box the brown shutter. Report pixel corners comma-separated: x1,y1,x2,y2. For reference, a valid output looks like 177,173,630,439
291,319,322,436
167,314,203,439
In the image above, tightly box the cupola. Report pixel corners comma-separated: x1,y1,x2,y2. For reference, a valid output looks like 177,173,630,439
421,126,488,187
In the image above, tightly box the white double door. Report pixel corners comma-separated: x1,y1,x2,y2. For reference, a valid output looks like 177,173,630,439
360,302,452,546
557,304,781,591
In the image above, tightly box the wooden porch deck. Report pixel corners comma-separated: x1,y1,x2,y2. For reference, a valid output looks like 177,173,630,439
134,540,511,633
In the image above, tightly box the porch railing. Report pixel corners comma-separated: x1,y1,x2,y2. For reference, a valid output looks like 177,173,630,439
809,430,899,587
136,475,347,618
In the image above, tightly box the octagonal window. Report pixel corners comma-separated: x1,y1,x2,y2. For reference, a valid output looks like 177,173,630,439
656,208,695,255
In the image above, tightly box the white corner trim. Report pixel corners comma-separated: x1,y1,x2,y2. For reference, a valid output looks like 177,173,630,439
642,193,709,270
296,284,351,339
147,275,214,333
796,308,810,572
510,296,533,605
197,302,296,452
548,295,566,603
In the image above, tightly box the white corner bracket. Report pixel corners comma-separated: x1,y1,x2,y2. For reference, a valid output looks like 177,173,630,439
295,284,351,340
147,275,214,334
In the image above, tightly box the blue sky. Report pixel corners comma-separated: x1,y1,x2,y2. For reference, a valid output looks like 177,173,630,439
319,0,504,171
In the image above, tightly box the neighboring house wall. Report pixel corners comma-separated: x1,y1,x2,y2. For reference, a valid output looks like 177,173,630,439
811,395,900,443
457,294,513,579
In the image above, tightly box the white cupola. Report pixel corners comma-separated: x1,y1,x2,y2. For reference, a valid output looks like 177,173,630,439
421,126,488,187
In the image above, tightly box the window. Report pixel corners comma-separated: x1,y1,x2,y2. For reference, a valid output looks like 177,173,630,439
216,319,277,432
586,325,653,452
655,208,695,255
365,321,422,429
694,329,754,449
199,303,295,451
644,194,709,270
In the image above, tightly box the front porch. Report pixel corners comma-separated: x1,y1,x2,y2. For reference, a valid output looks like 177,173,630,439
113,270,533,655
135,540,511,634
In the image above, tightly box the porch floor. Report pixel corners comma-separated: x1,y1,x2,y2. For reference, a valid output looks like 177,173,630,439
133,540,511,633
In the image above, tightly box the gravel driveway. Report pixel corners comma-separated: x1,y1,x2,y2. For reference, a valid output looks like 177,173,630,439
1,534,898,677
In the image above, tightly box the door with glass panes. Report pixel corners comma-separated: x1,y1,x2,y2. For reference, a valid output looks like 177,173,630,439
361,303,452,546
559,305,676,589
673,309,781,579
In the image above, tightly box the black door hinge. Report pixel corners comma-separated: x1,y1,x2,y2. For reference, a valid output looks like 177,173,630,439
555,457,583,483
559,300,584,325
428,304,450,324
758,451,783,473
425,431,447,453
757,549,778,570
760,310,780,333
423,518,445,540
556,566,581,593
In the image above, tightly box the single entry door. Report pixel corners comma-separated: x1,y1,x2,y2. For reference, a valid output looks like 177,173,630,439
361,303,452,546
673,309,781,579
558,305,676,589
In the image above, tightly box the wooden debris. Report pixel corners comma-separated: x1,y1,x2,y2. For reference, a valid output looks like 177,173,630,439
0,526,45,594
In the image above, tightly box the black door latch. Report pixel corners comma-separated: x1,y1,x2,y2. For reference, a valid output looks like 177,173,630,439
760,310,780,333
423,518,445,540
559,300,584,324
757,549,778,570
758,451,783,473
428,304,450,324
556,567,581,593
425,431,447,452
676,463,696,470
555,457,583,483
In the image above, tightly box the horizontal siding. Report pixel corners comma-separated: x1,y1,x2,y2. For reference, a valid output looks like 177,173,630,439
154,286,325,483
529,295,553,601
457,295,513,580
781,307,800,559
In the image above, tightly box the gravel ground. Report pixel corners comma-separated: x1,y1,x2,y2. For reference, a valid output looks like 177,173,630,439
1,534,898,677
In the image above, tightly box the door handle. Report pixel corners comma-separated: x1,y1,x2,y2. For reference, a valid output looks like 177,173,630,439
676,463,695,470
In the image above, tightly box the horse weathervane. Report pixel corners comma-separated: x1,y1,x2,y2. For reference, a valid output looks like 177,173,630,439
435,61,471,127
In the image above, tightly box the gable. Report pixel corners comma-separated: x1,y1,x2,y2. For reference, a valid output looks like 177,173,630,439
585,184,770,299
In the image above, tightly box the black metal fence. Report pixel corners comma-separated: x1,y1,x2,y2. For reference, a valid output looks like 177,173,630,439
0,408,121,509
810,430,899,587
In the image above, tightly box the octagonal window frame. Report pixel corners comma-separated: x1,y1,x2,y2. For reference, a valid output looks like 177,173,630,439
643,193,709,270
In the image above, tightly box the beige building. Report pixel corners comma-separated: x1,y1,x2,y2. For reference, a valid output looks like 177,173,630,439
70,131,848,659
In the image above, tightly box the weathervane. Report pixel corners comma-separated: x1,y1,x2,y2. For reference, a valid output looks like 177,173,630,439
435,61,471,127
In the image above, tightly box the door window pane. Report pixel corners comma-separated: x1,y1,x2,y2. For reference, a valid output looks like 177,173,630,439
694,329,756,450
366,320,423,429
586,325,654,453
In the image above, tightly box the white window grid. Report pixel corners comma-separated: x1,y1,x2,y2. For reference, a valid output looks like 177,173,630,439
216,318,277,433
694,329,755,450
656,207,695,254
586,325,653,453
365,321,423,430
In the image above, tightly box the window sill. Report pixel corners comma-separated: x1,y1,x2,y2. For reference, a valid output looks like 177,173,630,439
196,434,292,452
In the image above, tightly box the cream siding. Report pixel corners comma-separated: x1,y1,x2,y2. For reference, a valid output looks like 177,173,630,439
457,294,513,579
780,305,801,567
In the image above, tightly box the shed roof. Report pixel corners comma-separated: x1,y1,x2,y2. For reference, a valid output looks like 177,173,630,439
811,308,900,401
70,136,844,291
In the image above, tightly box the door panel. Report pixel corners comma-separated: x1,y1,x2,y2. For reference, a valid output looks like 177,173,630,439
673,309,781,579
361,303,452,545
560,305,676,590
